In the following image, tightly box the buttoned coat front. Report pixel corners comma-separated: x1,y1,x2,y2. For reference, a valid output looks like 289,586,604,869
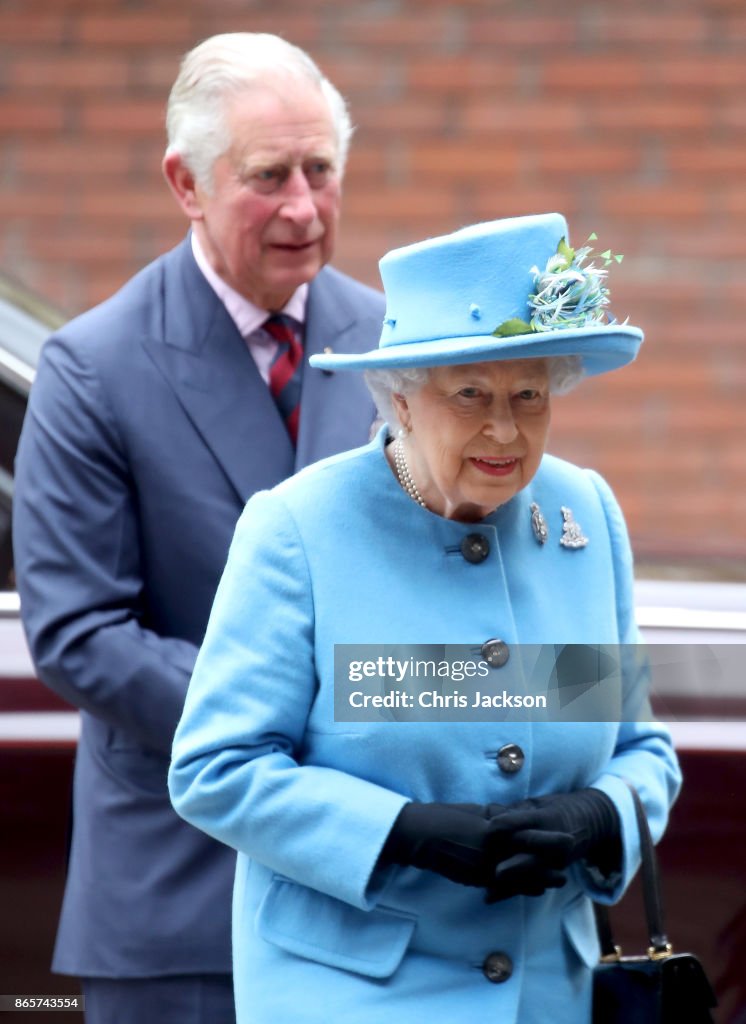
13,236,384,978
170,431,681,1024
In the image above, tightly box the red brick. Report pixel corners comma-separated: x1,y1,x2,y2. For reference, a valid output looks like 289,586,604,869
16,141,135,180
342,146,392,185
554,397,741,437
658,226,746,259
719,101,746,132
0,13,68,44
666,144,746,178
407,143,521,182
0,101,65,133
532,143,641,177
79,100,167,136
586,101,709,134
642,322,741,350
354,101,451,136
26,230,137,267
9,54,129,92
77,193,182,227
723,15,746,42
335,226,395,271
654,57,746,92
541,57,647,93
462,99,584,136
601,188,708,221
406,56,519,93
329,12,458,49
467,16,580,48
75,14,194,46
296,55,390,98
128,54,183,93
342,187,458,224
192,13,322,48
589,13,710,47
465,189,580,223
80,268,141,309
0,191,71,219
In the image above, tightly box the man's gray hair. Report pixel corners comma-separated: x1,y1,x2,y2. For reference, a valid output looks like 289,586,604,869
364,356,585,429
165,33,353,191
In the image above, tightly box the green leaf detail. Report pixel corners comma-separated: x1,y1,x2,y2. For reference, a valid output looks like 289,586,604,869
587,232,598,241
614,254,624,263
492,318,535,338
599,249,612,260
556,236,575,268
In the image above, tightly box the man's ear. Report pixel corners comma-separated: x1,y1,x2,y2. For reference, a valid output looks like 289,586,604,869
162,152,204,221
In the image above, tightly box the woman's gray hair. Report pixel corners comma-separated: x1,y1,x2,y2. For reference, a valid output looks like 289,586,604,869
364,356,584,429
165,33,353,191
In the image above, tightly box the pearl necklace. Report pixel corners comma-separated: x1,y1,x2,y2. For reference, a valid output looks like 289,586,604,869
393,437,428,510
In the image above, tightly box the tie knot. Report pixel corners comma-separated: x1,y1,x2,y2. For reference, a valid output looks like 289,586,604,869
263,314,300,347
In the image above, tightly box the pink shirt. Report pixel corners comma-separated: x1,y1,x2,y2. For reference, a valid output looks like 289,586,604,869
191,233,308,384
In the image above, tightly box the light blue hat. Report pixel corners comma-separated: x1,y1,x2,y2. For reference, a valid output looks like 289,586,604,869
310,212,642,374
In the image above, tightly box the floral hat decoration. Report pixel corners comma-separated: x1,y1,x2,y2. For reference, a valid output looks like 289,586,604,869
310,212,642,376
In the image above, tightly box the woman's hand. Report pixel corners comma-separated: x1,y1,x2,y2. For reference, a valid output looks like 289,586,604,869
487,789,622,875
380,802,568,898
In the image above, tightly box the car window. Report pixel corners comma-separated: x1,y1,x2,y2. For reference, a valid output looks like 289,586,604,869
0,275,64,591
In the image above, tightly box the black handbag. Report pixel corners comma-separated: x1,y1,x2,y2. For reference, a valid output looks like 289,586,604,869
592,783,717,1024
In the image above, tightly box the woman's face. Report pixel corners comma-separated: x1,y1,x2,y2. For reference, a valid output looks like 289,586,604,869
392,359,551,522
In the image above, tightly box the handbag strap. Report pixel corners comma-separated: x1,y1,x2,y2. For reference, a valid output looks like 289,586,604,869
595,781,672,958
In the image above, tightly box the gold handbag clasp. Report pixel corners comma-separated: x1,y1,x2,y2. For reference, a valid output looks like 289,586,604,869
648,942,674,961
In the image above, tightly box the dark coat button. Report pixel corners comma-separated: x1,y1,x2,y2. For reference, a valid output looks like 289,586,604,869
482,951,513,983
481,638,510,668
496,743,524,774
461,533,489,563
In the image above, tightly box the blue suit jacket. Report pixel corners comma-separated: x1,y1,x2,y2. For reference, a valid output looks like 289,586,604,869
12,237,384,977
170,432,681,1024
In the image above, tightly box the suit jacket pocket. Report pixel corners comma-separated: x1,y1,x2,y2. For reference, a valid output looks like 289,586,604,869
561,893,601,969
256,876,416,979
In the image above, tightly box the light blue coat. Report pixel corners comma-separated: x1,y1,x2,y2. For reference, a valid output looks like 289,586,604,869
169,430,681,1024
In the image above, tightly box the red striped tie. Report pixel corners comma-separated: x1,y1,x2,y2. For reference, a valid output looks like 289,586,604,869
264,314,304,445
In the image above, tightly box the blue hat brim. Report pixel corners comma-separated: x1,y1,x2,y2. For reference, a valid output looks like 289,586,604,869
310,324,643,376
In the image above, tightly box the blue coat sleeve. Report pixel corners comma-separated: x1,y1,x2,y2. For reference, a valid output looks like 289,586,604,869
168,489,409,911
13,335,198,753
579,469,682,903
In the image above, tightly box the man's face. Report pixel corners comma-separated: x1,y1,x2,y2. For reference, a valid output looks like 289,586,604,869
191,80,341,309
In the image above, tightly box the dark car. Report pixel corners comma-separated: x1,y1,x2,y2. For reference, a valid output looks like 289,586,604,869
1,277,745,1020
0,277,79,1015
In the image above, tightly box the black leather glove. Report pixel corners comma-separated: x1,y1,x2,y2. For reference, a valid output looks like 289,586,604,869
379,802,502,888
488,789,622,875
486,850,569,904
380,802,571,899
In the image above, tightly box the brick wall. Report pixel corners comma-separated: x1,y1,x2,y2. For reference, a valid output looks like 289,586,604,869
1,0,744,573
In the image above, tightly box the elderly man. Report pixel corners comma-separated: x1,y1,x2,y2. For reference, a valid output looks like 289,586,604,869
13,33,383,1024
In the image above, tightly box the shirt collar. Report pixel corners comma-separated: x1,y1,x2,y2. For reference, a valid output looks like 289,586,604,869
191,232,308,337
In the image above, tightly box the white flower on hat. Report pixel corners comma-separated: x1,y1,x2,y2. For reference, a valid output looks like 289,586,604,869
493,234,625,338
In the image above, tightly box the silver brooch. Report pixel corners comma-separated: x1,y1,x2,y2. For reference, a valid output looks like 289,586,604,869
530,502,548,545
559,506,588,549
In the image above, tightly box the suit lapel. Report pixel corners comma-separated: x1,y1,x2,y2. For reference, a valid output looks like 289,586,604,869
296,268,378,470
141,238,294,502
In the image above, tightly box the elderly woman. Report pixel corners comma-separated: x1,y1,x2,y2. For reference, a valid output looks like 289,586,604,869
169,213,680,1023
